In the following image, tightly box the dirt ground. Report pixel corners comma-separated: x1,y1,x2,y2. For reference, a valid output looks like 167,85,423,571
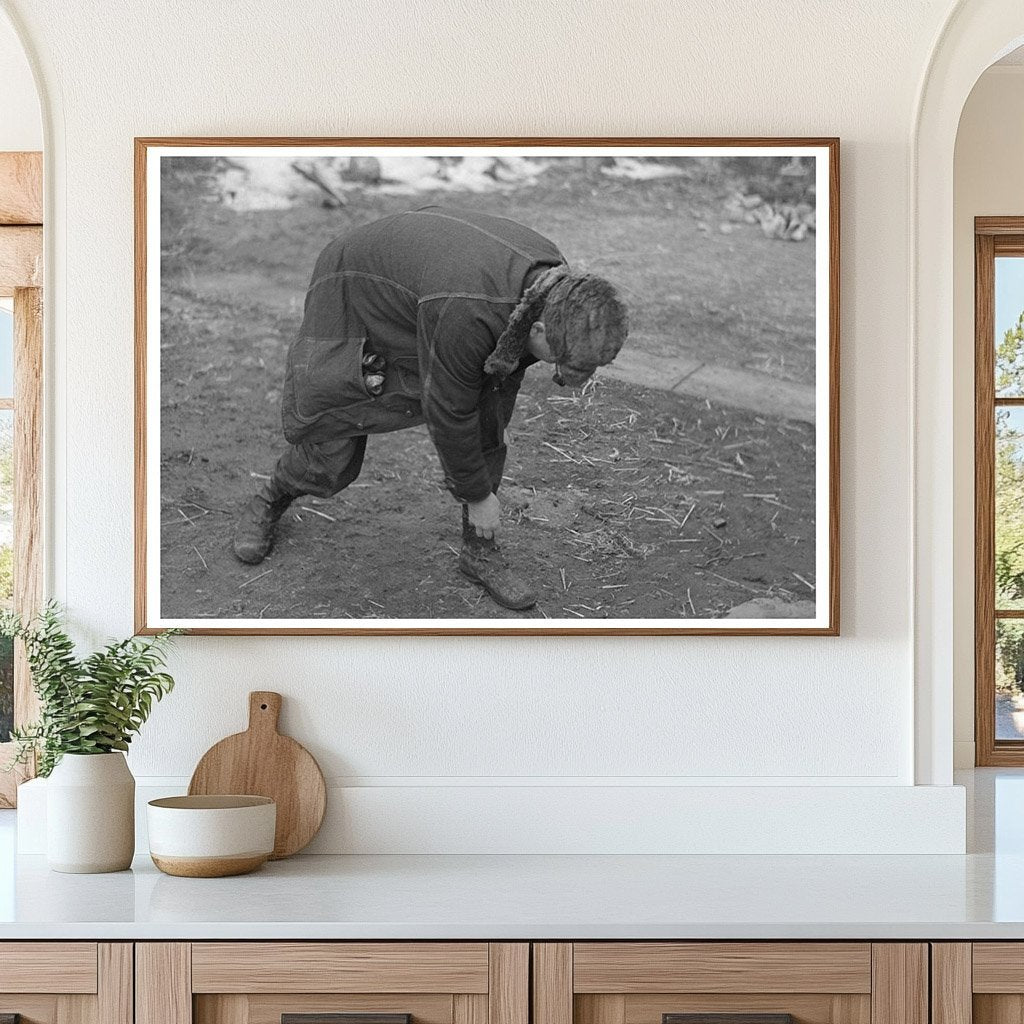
158,165,817,620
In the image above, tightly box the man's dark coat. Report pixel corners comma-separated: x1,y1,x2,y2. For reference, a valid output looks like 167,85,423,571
282,206,564,503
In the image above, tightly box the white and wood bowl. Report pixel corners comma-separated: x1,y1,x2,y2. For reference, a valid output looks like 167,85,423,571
147,795,276,877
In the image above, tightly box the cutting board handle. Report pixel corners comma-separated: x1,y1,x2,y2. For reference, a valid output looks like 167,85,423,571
248,691,282,734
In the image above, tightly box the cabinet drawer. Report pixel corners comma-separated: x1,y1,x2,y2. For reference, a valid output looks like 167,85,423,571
572,944,872,994
973,943,1024,992
191,944,490,994
534,944,925,1024
0,943,130,1024
139,943,528,1024
0,942,98,993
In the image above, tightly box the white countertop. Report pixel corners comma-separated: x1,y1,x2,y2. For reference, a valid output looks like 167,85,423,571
1,769,1022,941
0,849,1021,940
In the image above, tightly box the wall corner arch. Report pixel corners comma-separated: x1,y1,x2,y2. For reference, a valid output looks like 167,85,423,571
912,0,1024,785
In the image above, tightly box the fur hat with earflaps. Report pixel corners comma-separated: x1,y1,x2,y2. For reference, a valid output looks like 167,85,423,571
485,266,629,386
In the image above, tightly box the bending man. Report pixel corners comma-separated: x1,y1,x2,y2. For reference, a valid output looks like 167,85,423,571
233,205,628,611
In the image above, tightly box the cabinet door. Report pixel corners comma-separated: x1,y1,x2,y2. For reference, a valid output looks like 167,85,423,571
0,943,131,1024
940,943,1024,1024
137,943,528,1024
533,944,927,1024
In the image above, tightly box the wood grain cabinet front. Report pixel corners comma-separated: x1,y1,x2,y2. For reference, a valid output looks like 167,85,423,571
0,937,942,1024
532,944,929,1024
0,943,132,1024
136,944,528,1024
932,943,1024,1024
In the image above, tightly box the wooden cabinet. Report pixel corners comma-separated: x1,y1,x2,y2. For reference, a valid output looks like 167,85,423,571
0,938,958,1024
532,944,928,1024
136,944,528,1024
0,943,132,1024
932,943,1024,1024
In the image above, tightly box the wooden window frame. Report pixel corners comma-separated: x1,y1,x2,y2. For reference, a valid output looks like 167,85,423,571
975,217,1024,765
0,151,43,806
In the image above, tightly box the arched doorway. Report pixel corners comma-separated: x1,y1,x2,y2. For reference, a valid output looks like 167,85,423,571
914,1,1024,785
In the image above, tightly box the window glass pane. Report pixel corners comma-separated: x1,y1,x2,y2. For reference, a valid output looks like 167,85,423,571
996,256,1024,397
997,407,1024,609
0,409,11,742
0,306,12,399
998,620,1024,740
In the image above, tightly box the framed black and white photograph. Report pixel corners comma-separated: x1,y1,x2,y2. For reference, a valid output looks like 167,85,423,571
135,137,839,635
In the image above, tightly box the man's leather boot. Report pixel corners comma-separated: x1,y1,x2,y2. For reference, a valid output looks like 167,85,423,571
458,504,538,611
232,478,296,565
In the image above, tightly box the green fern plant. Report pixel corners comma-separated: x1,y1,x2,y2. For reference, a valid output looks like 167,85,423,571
1,603,179,777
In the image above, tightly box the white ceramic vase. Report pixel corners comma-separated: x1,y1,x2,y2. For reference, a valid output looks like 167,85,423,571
46,752,136,873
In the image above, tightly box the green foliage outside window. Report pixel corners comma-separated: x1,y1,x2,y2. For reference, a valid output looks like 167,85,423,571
996,311,1024,692
0,414,12,740
998,310,1024,396
0,634,11,742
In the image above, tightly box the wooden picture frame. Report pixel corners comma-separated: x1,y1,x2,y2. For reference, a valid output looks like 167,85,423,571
135,137,839,636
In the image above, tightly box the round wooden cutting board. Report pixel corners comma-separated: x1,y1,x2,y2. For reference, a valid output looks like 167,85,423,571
188,691,327,859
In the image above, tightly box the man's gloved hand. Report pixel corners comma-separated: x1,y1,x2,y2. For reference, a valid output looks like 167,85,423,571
467,493,501,541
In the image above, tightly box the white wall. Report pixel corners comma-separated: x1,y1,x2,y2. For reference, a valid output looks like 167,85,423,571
0,10,39,151
953,66,1024,767
1,0,972,852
